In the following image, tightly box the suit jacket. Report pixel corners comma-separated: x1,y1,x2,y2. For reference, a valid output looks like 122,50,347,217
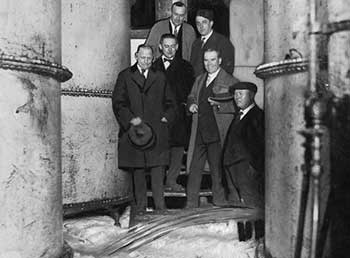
152,56,195,147
145,19,196,61
186,68,239,170
112,64,177,168
190,31,235,77
223,105,264,172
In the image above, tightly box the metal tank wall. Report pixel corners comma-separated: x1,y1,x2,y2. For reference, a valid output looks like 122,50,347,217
61,0,132,209
0,0,69,257
229,0,264,108
263,0,310,257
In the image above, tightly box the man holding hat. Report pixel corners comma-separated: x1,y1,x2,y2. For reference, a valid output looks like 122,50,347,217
186,48,239,208
222,81,265,209
190,8,235,77
112,44,177,214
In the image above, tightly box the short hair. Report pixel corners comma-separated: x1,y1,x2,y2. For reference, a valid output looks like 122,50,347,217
171,1,186,11
196,9,214,21
159,33,178,44
204,48,221,58
136,44,153,54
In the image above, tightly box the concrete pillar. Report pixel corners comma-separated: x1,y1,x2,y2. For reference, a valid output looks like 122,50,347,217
263,0,310,258
230,0,264,108
0,0,69,257
61,0,131,206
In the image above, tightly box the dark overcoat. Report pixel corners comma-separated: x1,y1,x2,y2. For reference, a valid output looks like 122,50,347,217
190,31,235,77
223,105,265,172
152,56,195,148
112,64,177,168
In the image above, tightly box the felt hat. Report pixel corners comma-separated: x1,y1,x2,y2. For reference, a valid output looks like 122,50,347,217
196,9,214,21
230,82,258,93
208,91,234,102
128,122,156,151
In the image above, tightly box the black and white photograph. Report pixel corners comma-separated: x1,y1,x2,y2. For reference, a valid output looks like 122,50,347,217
0,0,349,257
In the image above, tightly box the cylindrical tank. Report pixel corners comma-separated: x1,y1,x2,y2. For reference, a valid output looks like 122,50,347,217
61,0,132,210
263,0,310,257
0,0,66,257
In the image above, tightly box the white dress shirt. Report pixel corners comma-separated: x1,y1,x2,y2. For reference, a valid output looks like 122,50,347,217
206,68,221,87
239,103,255,120
201,30,213,45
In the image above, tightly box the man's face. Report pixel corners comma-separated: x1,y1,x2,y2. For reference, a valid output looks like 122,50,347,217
135,47,153,70
195,16,213,36
171,5,186,27
204,50,221,74
159,37,178,59
234,89,254,110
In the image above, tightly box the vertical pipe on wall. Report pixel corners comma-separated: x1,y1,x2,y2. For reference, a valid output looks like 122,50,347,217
0,0,67,257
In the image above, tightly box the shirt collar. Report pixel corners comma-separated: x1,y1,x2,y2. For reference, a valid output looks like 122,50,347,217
201,30,214,42
170,20,181,31
137,64,148,77
240,103,255,119
207,67,220,79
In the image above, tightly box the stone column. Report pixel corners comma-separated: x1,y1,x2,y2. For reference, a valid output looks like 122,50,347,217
61,0,131,207
229,0,264,107
263,0,310,258
0,0,71,257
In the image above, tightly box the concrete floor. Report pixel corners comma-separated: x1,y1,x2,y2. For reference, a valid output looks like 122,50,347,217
64,207,264,258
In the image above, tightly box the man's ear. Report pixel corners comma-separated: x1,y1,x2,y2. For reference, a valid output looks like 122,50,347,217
158,44,163,52
210,21,214,28
175,43,179,51
134,52,138,60
219,57,222,65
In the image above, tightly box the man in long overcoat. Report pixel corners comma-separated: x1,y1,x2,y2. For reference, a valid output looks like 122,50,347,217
186,48,239,208
112,44,177,213
222,82,264,209
145,1,196,61
152,33,195,192
190,9,235,77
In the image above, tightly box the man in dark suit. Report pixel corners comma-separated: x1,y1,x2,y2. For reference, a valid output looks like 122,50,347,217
223,82,264,209
190,9,235,77
152,34,195,192
112,44,177,213
186,48,239,208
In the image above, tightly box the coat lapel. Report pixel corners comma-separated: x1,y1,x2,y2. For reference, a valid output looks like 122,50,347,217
196,73,207,103
143,68,157,93
130,64,146,91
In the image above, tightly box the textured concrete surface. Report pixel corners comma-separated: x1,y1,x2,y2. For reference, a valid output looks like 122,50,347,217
230,0,264,107
62,96,131,203
263,0,310,258
0,1,62,257
61,0,131,204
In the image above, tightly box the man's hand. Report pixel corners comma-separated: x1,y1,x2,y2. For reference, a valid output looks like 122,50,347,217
161,117,168,123
189,104,198,113
130,117,142,126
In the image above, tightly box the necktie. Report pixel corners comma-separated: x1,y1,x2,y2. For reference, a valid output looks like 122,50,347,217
141,69,146,79
201,37,205,47
174,26,179,36
163,58,172,63
239,110,244,120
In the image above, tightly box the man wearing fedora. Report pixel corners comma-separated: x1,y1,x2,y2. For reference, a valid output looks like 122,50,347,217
222,82,265,209
190,8,235,77
112,44,177,213
152,33,195,192
186,48,239,208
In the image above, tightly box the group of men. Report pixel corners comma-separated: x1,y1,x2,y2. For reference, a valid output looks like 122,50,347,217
112,2,264,214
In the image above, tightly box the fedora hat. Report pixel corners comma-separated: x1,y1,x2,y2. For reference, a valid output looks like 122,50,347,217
128,122,156,151
208,91,234,102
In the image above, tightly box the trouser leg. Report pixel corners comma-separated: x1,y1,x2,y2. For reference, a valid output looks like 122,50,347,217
224,165,242,202
207,141,225,204
232,161,264,208
186,134,207,207
132,168,147,211
150,166,165,210
166,146,184,186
